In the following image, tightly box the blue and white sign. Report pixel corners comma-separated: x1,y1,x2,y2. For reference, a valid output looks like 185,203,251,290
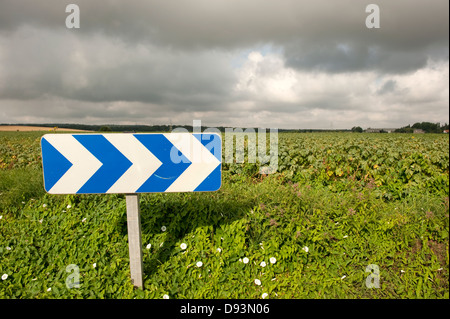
41,133,221,194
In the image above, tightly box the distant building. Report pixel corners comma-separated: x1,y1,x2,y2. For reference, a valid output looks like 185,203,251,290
365,128,397,133
413,129,425,134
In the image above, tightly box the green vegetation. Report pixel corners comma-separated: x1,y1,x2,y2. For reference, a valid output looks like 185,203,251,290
395,122,448,133
0,131,448,299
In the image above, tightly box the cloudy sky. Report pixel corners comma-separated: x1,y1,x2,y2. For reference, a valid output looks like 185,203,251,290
0,0,448,129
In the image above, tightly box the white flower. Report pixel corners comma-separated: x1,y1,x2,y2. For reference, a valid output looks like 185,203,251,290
180,243,187,250
67,205,71,209
260,261,266,267
39,219,43,224
161,226,166,232
196,261,203,267
343,235,348,238
160,242,164,247
43,204,47,208
262,293,268,299
93,263,96,268
81,218,87,222
6,246,11,251
242,257,249,264
146,243,151,249
270,257,277,264
341,275,346,280
1,274,8,280
400,270,405,273
163,294,169,299
254,279,261,286
239,258,242,262
216,248,222,253
0,216,2,219
302,246,309,253
47,287,51,292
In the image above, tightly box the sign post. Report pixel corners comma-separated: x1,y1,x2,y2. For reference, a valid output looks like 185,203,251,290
125,194,143,288
40,132,221,289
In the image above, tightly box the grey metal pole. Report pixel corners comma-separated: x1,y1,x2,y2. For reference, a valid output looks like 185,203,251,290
125,194,144,288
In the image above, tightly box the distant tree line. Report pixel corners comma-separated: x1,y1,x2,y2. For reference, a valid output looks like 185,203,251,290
395,122,448,133
0,123,353,133
351,126,363,133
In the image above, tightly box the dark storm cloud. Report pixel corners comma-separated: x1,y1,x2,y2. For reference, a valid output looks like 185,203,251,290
0,26,236,106
282,0,449,74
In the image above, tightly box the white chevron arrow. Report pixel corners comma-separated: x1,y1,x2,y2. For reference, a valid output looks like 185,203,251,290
164,133,221,192
104,134,162,193
44,134,102,194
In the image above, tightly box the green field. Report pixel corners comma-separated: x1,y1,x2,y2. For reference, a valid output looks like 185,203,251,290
0,131,448,299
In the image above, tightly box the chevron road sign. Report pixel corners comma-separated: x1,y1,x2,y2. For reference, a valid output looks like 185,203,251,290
40,133,222,194
41,132,221,288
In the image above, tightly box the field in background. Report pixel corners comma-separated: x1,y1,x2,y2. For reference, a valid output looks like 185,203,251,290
0,126,90,132
0,130,448,299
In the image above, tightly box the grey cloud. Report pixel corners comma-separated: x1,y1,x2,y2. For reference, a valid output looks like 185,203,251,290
283,40,438,74
377,79,397,95
0,0,448,129
0,26,236,108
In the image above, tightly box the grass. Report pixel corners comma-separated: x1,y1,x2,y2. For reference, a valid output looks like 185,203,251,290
0,167,45,212
0,131,448,299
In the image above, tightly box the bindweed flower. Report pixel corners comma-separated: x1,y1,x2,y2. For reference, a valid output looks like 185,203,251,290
81,218,87,223
243,257,249,264
302,246,309,253
146,243,151,249
93,263,96,268
47,288,51,292
254,279,261,286
43,204,47,208
180,243,187,250
216,248,222,253
161,226,166,232
262,293,268,299
270,257,277,264
260,261,266,267
67,205,72,209
341,275,346,280
6,247,11,251
196,261,203,268
1,274,8,280
163,294,169,299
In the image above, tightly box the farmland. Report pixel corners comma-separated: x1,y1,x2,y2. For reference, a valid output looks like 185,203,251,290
0,131,448,299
